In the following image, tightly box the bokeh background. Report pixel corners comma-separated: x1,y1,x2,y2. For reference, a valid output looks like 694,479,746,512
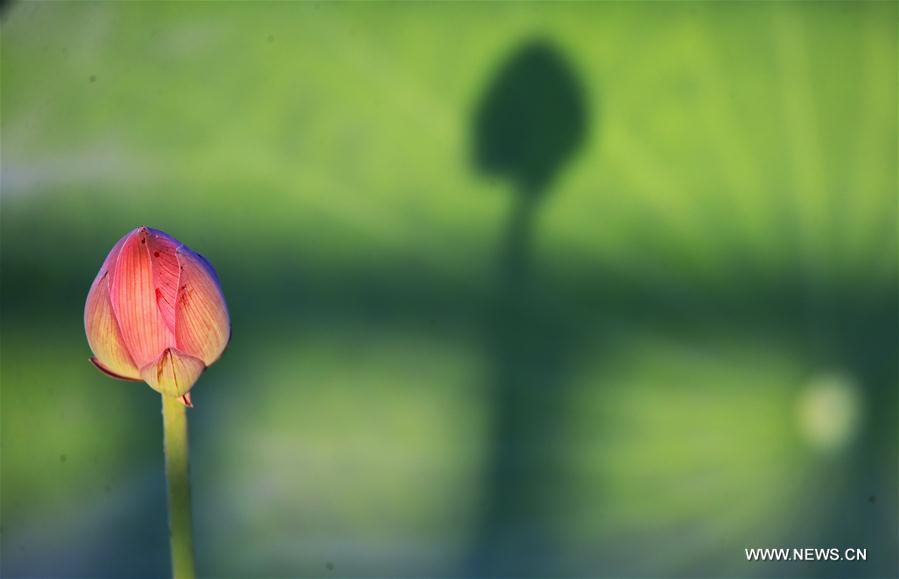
1,1,896,577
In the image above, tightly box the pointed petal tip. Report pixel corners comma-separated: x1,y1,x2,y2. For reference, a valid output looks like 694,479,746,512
140,348,205,397
121,227,145,242
179,393,194,408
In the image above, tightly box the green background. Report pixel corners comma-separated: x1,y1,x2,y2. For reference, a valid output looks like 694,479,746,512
1,1,896,577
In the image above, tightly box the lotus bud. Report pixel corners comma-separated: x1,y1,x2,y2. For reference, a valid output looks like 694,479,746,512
84,226,230,406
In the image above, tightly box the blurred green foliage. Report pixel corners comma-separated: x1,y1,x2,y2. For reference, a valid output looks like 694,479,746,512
1,1,896,577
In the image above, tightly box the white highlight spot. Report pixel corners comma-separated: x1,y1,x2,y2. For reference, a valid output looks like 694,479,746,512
796,372,862,453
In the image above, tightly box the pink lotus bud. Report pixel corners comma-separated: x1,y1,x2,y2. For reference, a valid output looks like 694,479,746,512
84,226,230,406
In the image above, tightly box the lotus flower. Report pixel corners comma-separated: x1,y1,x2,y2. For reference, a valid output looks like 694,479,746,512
85,226,230,407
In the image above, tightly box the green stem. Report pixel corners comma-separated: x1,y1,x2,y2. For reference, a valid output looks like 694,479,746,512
162,394,196,579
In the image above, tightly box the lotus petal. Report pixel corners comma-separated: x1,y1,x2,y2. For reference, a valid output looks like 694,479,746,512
109,227,175,368
140,348,205,397
145,228,182,333
174,246,230,365
84,235,141,380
